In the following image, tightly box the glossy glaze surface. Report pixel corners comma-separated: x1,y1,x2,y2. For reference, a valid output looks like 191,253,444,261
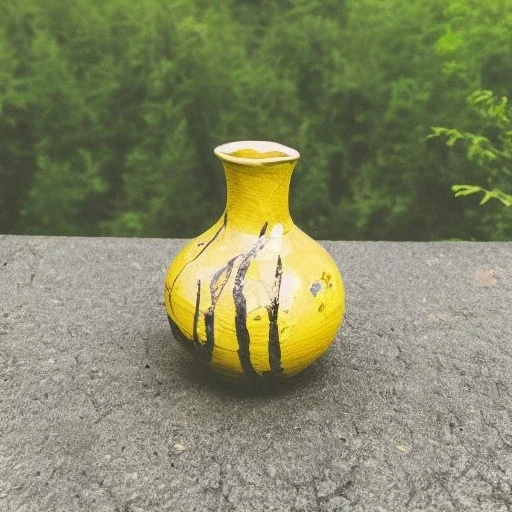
165,141,345,383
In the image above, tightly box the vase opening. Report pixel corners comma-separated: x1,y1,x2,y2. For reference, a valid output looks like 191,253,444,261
229,148,289,159
214,140,300,166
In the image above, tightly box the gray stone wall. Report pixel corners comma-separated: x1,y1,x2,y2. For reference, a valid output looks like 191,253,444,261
1,236,511,511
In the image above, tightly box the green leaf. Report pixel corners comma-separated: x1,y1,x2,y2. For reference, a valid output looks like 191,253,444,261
479,191,493,205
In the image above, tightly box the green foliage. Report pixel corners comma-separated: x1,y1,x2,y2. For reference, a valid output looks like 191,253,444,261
451,185,512,207
430,90,511,213
1,0,512,239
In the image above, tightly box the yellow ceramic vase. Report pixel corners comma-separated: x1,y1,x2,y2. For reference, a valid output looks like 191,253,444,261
164,141,345,385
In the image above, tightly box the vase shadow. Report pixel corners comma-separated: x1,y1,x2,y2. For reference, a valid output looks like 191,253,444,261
148,324,331,399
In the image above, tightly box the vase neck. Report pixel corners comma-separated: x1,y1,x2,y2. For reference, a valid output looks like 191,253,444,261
223,160,296,235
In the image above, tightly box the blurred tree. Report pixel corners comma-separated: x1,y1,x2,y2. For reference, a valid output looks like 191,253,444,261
0,0,510,239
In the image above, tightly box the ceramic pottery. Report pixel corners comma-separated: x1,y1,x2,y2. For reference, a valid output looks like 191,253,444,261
165,141,345,384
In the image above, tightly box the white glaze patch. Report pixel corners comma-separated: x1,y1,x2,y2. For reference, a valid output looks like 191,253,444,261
270,223,284,238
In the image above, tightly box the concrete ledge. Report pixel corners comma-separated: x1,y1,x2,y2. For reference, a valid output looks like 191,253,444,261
1,236,511,511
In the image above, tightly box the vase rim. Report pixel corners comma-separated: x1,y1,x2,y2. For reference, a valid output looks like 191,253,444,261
214,140,300,166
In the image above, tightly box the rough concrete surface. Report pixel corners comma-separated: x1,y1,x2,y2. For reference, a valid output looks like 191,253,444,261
0,236,511,512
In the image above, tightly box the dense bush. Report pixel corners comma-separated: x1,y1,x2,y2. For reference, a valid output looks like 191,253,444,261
1,0,511,239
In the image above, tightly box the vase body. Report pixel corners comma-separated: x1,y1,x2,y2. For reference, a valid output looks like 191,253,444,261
164,141,345,384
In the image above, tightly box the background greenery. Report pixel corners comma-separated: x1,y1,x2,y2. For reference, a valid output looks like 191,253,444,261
1,0,511,240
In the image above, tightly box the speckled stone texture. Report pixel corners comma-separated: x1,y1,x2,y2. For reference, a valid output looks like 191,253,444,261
1,236,511,512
